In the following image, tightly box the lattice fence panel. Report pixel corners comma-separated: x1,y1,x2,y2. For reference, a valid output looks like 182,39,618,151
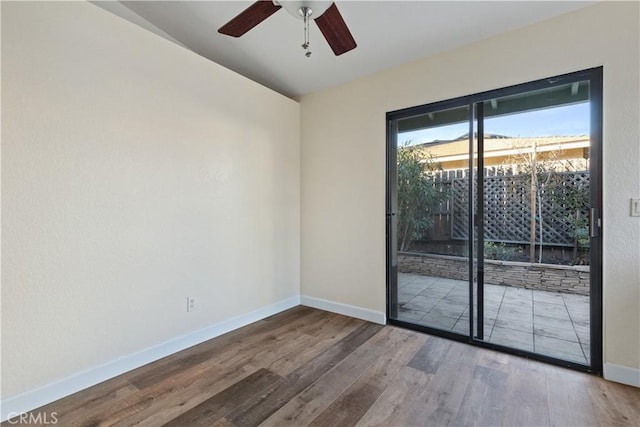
444,168,589,246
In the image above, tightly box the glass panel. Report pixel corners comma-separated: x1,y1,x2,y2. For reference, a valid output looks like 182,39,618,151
392,105,471,334
480,82,591,365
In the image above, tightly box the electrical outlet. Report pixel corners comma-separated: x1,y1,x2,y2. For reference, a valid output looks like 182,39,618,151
187,297,196,312
632,199,640,217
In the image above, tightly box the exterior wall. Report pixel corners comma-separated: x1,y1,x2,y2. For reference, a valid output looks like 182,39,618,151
399,253,590,295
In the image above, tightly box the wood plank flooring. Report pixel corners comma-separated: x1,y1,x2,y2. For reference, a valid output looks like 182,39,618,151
4,306,639,426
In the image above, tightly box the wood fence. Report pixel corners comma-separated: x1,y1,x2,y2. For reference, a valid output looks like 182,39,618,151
426,167,590,247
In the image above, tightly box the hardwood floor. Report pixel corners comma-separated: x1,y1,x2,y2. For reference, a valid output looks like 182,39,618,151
5,306,639,426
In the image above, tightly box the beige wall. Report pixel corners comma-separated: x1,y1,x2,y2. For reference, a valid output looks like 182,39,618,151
1,1,299,398
301,1,640,372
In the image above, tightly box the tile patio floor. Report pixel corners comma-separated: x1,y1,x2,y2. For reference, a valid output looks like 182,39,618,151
397,272,591,365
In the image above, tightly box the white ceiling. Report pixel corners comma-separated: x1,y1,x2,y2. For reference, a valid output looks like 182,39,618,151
95,1,596,99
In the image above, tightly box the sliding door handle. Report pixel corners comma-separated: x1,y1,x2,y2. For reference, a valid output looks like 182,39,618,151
589,208,599,238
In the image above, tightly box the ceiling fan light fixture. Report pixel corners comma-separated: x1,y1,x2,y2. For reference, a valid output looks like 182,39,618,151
219,1,357,57
298,6,312,19
273,1,333,20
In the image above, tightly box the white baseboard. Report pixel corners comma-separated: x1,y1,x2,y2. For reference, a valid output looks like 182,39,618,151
0,295,300,422
604,363,640,388
300,295,386,325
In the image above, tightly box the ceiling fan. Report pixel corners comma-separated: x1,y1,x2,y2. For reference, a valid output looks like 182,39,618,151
218,1,356,58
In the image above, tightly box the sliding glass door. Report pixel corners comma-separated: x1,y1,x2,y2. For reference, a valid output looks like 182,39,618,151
386,68,602,373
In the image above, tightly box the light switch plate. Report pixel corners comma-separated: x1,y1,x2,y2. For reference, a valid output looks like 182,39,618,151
632,198,640,217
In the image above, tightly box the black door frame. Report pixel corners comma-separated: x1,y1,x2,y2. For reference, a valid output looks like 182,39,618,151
385,67,603,375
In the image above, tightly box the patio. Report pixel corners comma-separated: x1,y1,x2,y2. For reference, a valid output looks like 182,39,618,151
397,272,591,365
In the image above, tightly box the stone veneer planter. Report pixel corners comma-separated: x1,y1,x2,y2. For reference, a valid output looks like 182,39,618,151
399,252,589,295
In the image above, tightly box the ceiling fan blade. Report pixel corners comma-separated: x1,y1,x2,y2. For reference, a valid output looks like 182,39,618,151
314,3,356,56
218,1,282,37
